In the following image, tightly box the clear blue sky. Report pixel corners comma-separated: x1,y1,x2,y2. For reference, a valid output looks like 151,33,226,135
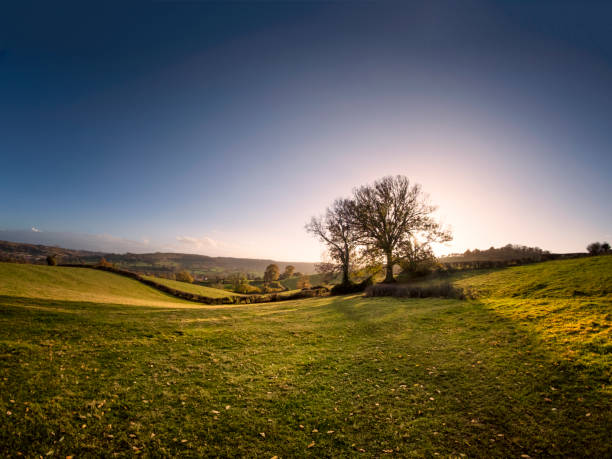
1,1,611,260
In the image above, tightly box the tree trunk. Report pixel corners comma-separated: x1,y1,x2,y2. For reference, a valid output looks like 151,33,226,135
342,268,349,286
384,251,395,283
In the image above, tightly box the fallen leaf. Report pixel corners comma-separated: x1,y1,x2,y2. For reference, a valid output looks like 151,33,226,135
260,432,266,438
307,441,315,448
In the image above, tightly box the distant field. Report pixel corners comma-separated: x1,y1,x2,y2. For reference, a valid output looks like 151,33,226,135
142,275,242,298
0,257,610,456
280,273,332,290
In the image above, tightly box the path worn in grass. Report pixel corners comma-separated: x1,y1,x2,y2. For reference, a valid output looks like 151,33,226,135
1,292,610,457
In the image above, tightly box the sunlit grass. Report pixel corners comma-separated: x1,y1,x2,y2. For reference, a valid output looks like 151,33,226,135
0,258,610,456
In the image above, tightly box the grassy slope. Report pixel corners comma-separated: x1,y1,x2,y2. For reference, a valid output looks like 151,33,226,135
0,263,191,307
142,275,241,298
0,258,610,456
412,256,612,373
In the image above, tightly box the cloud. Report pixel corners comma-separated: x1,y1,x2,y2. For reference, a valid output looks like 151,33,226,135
176,235,218,249
31,227,41,232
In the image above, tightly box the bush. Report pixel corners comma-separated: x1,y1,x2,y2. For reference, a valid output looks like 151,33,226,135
175,270,194,283
46,255,57,266
365,282,465,299
97,257,112,268
331,276,373,295
235,283,262,294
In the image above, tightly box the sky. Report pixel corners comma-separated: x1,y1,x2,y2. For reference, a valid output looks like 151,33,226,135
1,0,611,261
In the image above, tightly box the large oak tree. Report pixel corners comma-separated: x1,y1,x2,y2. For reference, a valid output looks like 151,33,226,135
351,175,450,283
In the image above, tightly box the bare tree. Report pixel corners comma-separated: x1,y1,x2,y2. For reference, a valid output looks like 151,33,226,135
351,175,451,283
306,198,359,286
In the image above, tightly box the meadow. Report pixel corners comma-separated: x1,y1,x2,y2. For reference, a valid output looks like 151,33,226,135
0,258,610,457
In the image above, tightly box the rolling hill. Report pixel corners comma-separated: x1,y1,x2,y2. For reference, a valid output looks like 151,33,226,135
0,239,317,277
0,263,195,307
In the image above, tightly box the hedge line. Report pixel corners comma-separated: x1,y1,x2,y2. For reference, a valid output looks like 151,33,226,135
365,282,466,300
59,264,329,305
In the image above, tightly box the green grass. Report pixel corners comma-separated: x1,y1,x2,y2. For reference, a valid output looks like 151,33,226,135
142,275,242,298
0,263,191,307
0,258,610,456
407,256,612,376
280,273,331,290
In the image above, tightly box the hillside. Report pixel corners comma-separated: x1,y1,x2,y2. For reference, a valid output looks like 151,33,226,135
0,263,192,307
141,275,241,298
406,256,612,371
0,240,317,277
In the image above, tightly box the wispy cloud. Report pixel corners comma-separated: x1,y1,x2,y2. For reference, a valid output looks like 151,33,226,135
176,235,219,249
31,227,41,232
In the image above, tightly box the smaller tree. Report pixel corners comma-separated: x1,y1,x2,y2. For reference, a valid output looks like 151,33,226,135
280,265,296,279
175,270,194,283
46,255,58,266
587,242,602,255
306,198,359,286
229,272,247,291
297,275,311,289
263,264,280,284
601,242,611,253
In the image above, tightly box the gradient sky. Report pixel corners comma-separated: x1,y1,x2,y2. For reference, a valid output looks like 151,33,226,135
1,1,611,261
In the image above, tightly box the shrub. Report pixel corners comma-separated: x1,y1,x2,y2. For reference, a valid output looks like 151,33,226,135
97,257,112,268
235,283,262,294
365,282,465,300
175,270,194,283
46,255,57,266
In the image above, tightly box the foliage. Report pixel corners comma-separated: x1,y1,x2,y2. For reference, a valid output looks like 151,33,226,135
366,281,465,299
296,275,311,289
441,244,550,263
588,241,611,255
263,264,280,284
97,257,112,268
175,270,194,283
45,254,57,266
234,283,262,294
279,265,296,279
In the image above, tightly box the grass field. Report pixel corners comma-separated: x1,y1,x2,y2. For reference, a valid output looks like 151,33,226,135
0,263,191,307
142,275,242,298
0,258,610,456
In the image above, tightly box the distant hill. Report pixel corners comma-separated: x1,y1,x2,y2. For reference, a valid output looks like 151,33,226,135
0,240,317,278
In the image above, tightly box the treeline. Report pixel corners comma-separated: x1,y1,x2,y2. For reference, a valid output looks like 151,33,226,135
440,244,550,263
